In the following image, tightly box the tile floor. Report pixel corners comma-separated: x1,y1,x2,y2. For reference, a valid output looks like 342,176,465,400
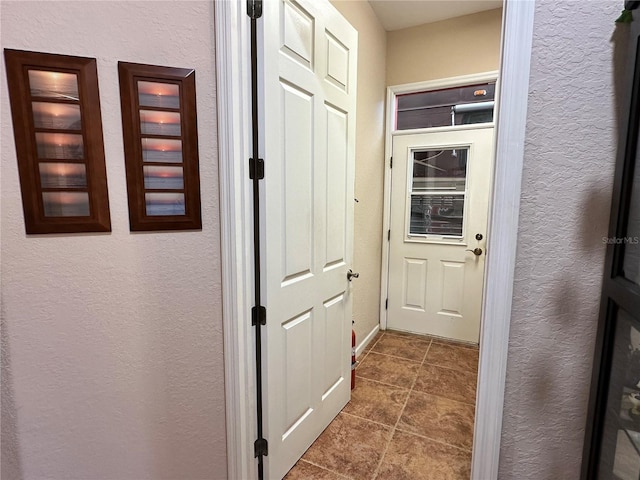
284,330,479,480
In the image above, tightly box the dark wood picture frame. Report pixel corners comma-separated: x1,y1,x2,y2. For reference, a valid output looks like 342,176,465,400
4,49,111,234
118,62,201,231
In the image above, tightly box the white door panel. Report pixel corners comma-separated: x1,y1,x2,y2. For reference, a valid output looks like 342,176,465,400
261,0,357,478
388,128,493,343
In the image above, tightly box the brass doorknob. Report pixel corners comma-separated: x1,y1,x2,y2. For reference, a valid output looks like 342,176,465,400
347,269,360,281
466,247,483,256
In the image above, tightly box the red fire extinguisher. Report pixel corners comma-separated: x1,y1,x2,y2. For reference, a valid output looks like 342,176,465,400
351,322,357,390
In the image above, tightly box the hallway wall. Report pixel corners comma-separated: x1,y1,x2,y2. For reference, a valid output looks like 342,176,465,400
386,8,503,86
500,1,624,477
331,1,387,347
0,2,227,479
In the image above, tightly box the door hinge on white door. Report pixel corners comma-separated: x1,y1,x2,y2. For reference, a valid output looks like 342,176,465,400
390,157,393,168
254,437,268,457
387,229,390,241
252,305,267,326
385,298,388,310
247,0,263,19
249,157,264,180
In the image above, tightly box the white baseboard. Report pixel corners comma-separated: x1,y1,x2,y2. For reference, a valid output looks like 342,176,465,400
356,324,380,357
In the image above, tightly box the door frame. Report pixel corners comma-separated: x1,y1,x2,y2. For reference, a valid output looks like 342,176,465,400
380,70,499,333
215,1,535,479
384,124,495,343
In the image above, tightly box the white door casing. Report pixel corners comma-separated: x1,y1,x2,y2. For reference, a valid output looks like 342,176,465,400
260,0,357,478
387,127,494,343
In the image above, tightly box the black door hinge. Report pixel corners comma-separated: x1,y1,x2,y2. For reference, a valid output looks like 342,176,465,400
390,157,393,168
387,229,390,241
385,298,388,310
247,0,263,19
252,305,267,326
250,158,264,180
254,437,268,457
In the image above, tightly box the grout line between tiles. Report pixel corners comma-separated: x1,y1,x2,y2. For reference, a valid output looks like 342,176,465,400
370,338,432,479
362,349,425,365
296,458,354,480
298,331,478,479
393,425,474,454
353,375,411,392
384,330,434,342
421,360,479,376
340,410,396,430
408,388,478,408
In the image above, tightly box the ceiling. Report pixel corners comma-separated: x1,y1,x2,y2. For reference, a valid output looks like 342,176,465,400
368,0,503,31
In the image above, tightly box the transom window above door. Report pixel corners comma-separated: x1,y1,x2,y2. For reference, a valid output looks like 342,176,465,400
396,82,496,130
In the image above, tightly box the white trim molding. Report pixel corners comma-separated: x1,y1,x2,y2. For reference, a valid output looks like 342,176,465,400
214,2,257,480
356,324,380,358
471,1,535,479
388,70,500,98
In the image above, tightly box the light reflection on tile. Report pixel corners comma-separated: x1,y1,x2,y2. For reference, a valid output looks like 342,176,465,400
42,191,90,217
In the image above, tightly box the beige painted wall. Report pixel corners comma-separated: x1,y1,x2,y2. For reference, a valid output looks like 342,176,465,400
386,8,502,86
1,2,227,479
330,1,387,348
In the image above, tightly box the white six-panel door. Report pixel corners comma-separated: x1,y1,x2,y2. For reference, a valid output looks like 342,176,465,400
260,0,357,478
387,127,494,343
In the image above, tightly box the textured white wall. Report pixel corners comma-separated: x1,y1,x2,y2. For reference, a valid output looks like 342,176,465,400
331,1,387,347
0,2,227,479
499,1,625,477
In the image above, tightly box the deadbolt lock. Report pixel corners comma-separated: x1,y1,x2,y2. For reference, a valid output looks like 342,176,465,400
475,233,483,241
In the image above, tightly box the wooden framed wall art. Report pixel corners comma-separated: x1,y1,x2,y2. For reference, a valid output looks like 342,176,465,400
4,49,111,234
118,62,202,231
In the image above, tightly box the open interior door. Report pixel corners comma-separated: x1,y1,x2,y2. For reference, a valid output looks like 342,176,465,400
259,0,358,477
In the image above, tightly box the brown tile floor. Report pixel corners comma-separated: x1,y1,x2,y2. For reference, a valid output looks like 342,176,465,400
284,330,479,480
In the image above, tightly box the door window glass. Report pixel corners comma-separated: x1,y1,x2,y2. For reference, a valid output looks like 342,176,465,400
623,123,640,286
409,147,467,237
597,307,640,479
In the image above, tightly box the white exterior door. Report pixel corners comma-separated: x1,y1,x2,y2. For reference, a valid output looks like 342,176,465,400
260,0,357,478
387,127,494,343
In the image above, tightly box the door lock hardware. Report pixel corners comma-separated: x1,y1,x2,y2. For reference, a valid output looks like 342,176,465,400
347,269,360,281
475,233,483,241
466,248,483,256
